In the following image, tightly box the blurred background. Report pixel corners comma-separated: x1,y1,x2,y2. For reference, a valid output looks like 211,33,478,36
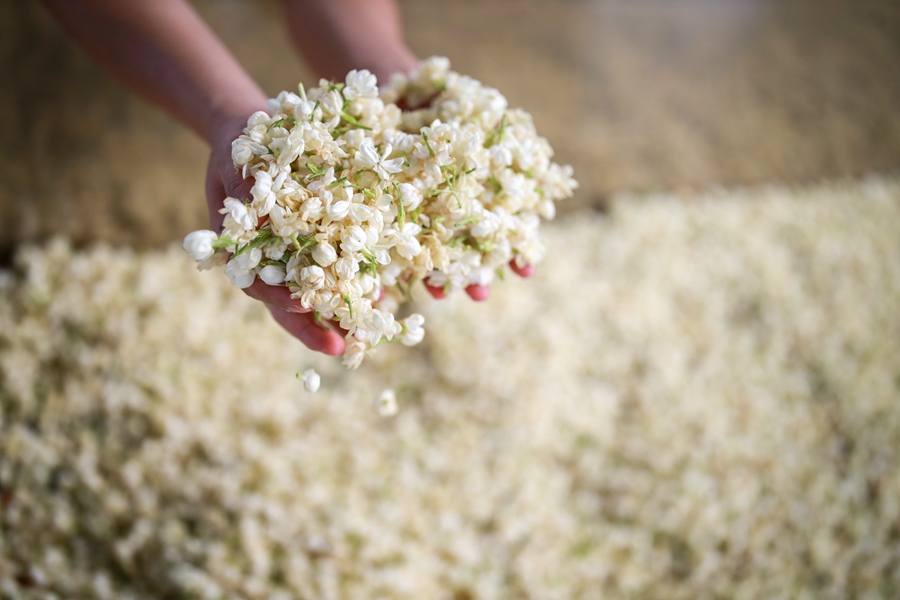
1,0,899,256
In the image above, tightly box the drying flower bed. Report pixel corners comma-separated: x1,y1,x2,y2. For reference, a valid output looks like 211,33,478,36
3,178,900,598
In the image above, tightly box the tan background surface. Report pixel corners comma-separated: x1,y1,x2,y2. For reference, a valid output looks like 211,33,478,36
1,0,899,255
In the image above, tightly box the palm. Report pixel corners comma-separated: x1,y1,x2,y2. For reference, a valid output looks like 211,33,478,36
205,119,345,355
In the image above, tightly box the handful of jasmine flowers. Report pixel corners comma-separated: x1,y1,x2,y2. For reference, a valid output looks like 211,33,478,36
183,57,577,368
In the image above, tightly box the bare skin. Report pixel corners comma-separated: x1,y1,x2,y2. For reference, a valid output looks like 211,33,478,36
42,0,533,356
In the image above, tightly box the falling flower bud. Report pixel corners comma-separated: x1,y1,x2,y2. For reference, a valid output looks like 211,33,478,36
259,264,287,286
375,389,398,417
301,368,320,393
183,230,218,262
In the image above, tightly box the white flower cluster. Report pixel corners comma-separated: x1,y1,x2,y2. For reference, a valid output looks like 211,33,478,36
183,57,576,367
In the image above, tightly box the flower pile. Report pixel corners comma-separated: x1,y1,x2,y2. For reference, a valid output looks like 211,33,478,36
4,177,900,598
183,57,577,367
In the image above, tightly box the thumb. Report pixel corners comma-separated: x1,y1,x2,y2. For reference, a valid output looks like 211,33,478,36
223,162,255,203
205,155,254,233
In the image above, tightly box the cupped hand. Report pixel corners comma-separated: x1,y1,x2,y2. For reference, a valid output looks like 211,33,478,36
205,114,345,356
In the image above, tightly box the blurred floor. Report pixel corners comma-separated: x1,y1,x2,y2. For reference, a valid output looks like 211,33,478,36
1,0,899,253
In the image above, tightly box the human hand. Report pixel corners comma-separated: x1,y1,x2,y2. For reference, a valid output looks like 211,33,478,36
281,0,418,84
205,114,346,355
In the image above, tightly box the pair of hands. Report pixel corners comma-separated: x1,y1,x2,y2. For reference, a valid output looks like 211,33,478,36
44,0,531,356
204,112,536,357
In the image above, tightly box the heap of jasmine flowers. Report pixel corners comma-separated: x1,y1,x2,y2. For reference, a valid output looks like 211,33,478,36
183,57,577,367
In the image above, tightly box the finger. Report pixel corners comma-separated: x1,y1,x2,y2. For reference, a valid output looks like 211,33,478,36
328,312,350,334
205,163,228,232
396,90,440,112
424,282,447,299
223,163,255,202
510,261,536,278
206,153,255,232
245,280,309,313
465,284,490,302
267,305,345,356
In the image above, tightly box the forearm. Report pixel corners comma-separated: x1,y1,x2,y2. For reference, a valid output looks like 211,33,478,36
42,0,266,144
281,0,417,83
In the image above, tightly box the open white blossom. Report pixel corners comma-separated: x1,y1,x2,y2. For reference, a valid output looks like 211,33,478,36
183,58,577,367
221,198,255,231
355,139,404,181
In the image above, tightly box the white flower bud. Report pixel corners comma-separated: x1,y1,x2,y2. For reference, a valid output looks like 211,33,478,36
224,248,262,289
401,314,425,346
302,368,320,393
334,256,359,280
344,69,379,100
394,223,423,260
247,110,271,128
396,236,421,260
489,144,513,168
340,225,367,253
312,242,337,267
538,199,556,220
251,171,273,202
342,339,367,369
231,138,256,166
371,309,399,341
182,230,218,262
300,265,325,289
375,389,398,417
364,226,380,247
397,183,423,212
222,198,255,231
349,203,374,224
327,200,351,220
259,264,286,286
